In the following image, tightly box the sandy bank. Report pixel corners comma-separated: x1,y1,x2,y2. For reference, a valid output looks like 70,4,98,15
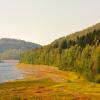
17,63,79,83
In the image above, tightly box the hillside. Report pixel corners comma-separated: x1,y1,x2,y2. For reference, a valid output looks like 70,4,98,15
65,23,100,40
0,38,41,60
51,23,100,48
20,23,100,83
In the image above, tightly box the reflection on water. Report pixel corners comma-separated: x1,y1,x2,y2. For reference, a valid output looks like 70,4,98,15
0,62,23,83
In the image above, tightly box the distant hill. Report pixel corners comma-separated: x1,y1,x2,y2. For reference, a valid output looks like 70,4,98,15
20,23,100,83
0,38,41,60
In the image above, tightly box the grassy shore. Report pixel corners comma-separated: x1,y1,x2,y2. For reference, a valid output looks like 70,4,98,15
0,64,100,100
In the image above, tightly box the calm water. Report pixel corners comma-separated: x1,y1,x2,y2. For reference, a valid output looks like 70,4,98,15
0,62,23,83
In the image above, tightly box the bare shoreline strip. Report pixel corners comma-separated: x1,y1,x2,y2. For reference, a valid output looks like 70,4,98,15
0,60,19,63
16,63,79,83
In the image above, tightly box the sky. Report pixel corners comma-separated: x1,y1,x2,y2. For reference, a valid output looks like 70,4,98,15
0,0,100,45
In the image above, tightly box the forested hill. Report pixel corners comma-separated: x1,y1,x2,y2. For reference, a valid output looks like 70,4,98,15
20,23,100,83
64,23,100,41
0,38,41,60
51,23,100,48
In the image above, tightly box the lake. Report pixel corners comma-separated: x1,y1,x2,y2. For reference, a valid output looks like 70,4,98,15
0,62,23,83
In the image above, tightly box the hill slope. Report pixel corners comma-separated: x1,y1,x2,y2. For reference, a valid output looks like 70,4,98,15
0,38,41,60
66,23,100,40
51,23,100,48
20,23,100,82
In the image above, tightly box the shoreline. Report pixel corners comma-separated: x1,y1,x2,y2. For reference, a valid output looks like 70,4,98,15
0,60,19,63
0,63,100,99
0,61,21,84
16,63,80,83
1,63,83,83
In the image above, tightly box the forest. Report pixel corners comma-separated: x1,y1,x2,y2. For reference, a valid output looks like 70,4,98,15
20,23,100,83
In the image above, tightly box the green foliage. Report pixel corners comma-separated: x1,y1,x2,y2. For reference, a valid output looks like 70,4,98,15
20,24,100,82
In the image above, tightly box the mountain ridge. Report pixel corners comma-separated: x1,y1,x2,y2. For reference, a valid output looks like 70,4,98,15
65,23,100,40
51,23,100,48
0,38,41,60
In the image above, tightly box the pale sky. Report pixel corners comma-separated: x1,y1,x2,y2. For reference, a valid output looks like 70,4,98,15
0,0,100,45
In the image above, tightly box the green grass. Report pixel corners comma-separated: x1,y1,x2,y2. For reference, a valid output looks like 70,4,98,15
0,78,100,100
0,79,55,100
0,64,100,100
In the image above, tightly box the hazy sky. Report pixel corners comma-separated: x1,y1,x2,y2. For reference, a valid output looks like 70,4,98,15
0,0,100,45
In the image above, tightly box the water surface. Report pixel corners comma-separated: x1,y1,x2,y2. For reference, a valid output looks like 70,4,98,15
0,62,23,83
